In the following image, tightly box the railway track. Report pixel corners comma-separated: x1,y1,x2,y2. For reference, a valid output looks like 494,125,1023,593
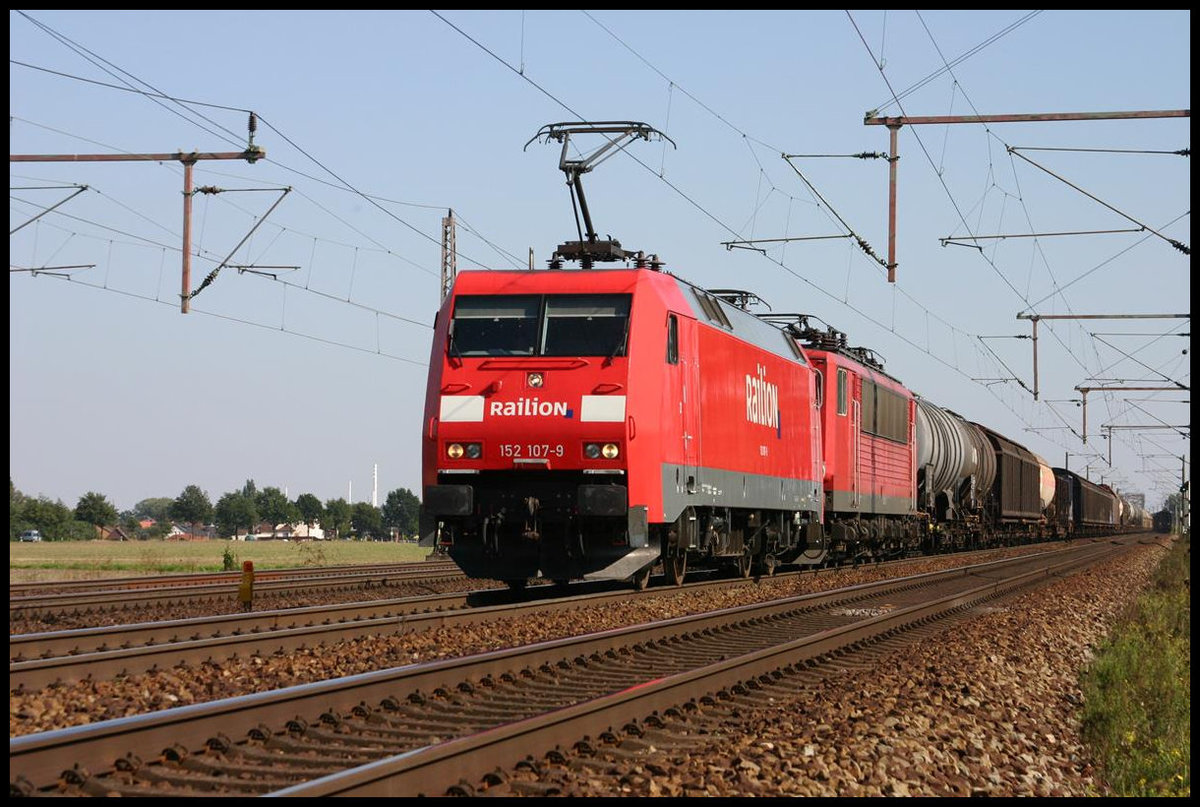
9,563,468,624
9,561,461,597
9,543,1077,691
9,537,1137,797
5,560,902,691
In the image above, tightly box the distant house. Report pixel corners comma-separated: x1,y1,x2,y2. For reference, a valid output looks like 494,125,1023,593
277,522,325,541
252,521,276,540
138,518,156,530
240,521,289,540
167,522,218,541
96,525,132,541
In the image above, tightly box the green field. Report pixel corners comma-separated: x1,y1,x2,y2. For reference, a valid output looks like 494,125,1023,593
9,539,433,583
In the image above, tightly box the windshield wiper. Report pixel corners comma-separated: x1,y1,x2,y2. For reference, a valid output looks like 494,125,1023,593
603,325,629,365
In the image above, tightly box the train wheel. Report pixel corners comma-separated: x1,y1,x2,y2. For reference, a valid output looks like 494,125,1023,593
664,548,687,586
798,547,827,567
505,579,527,592
664,508,695,587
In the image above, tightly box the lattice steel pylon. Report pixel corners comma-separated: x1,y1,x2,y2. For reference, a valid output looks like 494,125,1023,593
440,208,456,302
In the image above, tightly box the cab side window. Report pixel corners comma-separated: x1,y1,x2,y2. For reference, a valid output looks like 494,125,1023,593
836,368,848,415
667,314,679,364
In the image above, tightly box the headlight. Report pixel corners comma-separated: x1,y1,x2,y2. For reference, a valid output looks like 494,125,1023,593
447,442,482,460
584,442,619,459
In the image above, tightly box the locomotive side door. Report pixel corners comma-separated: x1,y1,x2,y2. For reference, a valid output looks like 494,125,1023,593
665,313,700,496
680,317,700,493
852,391,862,510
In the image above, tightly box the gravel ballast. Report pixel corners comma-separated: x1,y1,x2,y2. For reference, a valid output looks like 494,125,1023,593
10,541,1170,797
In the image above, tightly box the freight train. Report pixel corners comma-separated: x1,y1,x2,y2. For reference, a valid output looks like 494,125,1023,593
416,262,1152,590
417,121,1150,590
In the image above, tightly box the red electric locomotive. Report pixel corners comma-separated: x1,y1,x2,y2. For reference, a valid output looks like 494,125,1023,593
773,316,922,560
418,266,826,589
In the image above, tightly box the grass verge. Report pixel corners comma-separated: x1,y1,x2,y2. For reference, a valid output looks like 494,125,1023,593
1080,533,1190,797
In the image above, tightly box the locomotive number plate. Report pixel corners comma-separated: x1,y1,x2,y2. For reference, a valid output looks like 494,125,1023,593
499,443,565,458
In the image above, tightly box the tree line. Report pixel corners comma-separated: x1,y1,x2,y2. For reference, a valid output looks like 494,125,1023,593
9,477,421,542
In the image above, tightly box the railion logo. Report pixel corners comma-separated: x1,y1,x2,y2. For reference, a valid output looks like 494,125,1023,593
745,364,779,433
489,398,573,418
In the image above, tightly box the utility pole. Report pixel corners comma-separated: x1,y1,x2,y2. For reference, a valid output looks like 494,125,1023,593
1180,457,1191,535
863,109,1190,283
10,114,265,313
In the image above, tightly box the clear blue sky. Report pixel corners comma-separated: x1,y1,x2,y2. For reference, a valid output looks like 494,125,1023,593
10,10,1190,514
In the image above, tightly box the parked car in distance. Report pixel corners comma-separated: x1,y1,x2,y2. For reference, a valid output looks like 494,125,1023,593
18,529,42,542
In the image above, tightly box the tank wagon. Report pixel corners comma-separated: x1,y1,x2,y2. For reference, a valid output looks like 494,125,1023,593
1120,499,1151,530
911,397,994,549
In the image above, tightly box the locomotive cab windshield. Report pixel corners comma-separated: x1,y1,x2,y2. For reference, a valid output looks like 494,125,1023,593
449,293,631,358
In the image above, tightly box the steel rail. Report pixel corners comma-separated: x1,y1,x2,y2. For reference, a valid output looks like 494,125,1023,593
8,561,461,596
9,567,468,619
